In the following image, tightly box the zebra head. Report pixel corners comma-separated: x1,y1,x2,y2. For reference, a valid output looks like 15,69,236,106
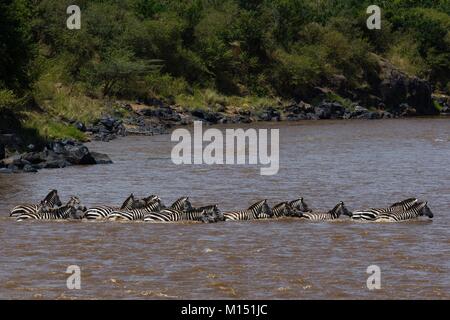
331,201,352,218
250,199,272,218
289,197,311,213
202,204,223,222
72,205,87,219
142,195,160,204
42,189,62,207
272,202,294,217
67,196,81,207
417,202,434,218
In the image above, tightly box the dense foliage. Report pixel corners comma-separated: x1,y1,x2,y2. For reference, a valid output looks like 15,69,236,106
1,0,449,131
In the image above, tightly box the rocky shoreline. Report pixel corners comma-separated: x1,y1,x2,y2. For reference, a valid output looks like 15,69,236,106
1,94,449,174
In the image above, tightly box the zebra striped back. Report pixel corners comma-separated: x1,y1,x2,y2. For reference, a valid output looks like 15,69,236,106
10,190,62,217
170,197,193,212
144,206,211,223
188,205,223,222
289,197,311,215
270,202,294,218
352,198,418,221
108,200,163,221
375,202,433,222
223,200,271,221
84,194,144,220
301,201,351,221
17,196,81,221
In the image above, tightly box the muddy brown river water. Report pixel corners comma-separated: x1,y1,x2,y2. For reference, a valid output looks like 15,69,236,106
0,118,449,299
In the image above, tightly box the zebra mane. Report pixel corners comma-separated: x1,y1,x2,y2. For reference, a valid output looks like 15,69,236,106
273,202,288,210
411,201,427,211
329,202,344,214
120,194,135,210
390,198,418,208
171,197,189,208
248,200,267,210
42,190,58,203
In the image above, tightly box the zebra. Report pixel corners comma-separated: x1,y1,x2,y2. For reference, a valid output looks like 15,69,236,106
351,198,418,221
10,190,62,217
375,202,433,222
107,199,164,221
223,200,272,221
187,205,224,222
143,204,221,223
16,196,81,221
300,201,351,221
84,193,146,220
289,197,311,216
170,197,193,211
264,202,294,219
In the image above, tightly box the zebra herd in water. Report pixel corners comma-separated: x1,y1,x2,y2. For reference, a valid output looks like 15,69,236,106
9,190,434,223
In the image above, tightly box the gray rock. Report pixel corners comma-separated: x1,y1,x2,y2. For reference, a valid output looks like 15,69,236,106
441,106,450,114
380,111,393,119
0,168,13,174
41,159,70,169
354,106,369,113
90,152,113,165
23,164,38,173
75,122,86,132
64,144,96,165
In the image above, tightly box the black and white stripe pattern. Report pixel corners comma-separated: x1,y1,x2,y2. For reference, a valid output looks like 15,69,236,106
301,202,351,221
289,197,311,216
10,190,62,217
266,202,294,219
16,197,81,221
144,205,220,223
223,200,272,221
107,200,163,221
170,197,193,211
84,194,143,220
375,202,433,222
351,198,418,221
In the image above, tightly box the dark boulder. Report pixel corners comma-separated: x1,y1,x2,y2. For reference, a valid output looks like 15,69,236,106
64,144,96,165
40,159,70,169
306,113,320,120
90,152,113,165
99,117,116,130
142,107,182,122
314,101,346,119
380,111,394,119
256,107,281,122
74,122,86,132
191,109,221,124
0,144,4,160
374,56,437,115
